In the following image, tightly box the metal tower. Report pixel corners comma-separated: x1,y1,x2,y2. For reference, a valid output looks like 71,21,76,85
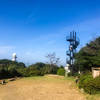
66,31,80,73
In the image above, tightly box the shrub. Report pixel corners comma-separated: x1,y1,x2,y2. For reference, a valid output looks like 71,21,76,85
67,72,80,77
9,68,21,77
78,73,100,94
57,68,65,76
79,73,93,89
0,60,59,78
67,72,73,77
0,69,9,79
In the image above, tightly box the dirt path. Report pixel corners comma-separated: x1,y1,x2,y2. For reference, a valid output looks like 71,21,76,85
0,75,86,100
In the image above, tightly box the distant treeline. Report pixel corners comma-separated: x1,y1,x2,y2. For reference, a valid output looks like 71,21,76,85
0,59,65,79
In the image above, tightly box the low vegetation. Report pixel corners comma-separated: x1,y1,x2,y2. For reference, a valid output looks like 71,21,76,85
57,67,65,76
78,73,100,94
0,59,65,79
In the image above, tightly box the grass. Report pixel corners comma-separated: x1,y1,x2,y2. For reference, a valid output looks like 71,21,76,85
85,94,100,100
22,75,75,84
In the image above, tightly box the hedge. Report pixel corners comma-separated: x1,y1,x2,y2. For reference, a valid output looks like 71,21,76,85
79,74,100,94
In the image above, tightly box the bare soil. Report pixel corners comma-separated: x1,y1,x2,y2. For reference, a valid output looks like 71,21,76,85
0,75,86,100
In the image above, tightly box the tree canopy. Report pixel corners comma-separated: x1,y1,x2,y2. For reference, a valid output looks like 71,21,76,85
0,59,59,79
74,37,100,72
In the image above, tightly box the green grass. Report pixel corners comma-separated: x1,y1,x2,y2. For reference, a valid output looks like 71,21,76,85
86,94,100,100
64,76,75,81
22,76,44,80
21,75,75,84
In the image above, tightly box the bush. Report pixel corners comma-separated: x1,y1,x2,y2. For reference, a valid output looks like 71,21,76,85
57,68,65,76
79,73,93,89
79,73,100,94
67,72,80,77
0,60,59,78
67,72,73,77
27,67,42,76
0,69,9,79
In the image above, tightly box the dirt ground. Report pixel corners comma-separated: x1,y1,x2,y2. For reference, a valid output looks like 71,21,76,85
0,75,86,100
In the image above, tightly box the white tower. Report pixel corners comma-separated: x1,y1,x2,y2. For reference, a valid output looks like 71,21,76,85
65,64,70,76
12,53,17,61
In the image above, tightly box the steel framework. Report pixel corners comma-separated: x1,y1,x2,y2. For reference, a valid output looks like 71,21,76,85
66,31,80,73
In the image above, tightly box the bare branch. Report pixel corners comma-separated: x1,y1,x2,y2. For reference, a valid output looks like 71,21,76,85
46,52,60,65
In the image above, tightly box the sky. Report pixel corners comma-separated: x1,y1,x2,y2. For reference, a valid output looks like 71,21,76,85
0,0,100,65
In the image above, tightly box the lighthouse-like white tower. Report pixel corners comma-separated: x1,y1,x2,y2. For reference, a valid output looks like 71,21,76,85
12,53,17,61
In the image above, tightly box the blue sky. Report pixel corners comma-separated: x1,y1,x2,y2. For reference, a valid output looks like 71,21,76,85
0,0,100,65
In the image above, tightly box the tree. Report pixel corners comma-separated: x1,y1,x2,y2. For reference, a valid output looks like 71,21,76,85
57,68,65,76
45,52,60,74
74,37,100,72
46,52,60,66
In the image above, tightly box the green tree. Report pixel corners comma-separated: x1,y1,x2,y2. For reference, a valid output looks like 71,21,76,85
57,68,65,76
75,37,100,72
